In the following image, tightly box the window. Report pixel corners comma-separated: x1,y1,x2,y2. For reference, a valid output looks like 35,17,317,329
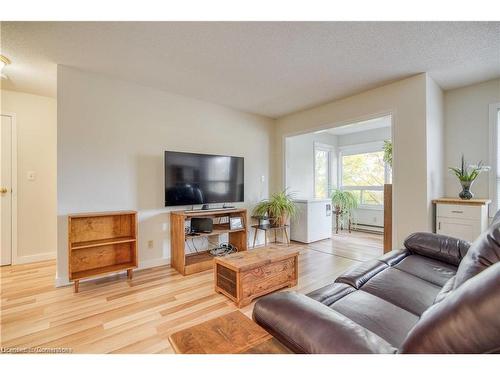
340,143,391,207
314,144,332,199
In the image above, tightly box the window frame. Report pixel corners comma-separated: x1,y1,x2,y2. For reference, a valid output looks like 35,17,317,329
489,103,500,217
338,141,389,209
313,142,333,199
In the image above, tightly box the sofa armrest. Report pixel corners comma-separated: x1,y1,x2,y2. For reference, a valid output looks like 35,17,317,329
404,232,470,266
252,291,397,354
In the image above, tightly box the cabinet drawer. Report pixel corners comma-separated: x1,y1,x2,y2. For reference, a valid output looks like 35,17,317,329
436,204,482,220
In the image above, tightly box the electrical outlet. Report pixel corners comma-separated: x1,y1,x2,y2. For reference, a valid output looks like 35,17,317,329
147,240,154,249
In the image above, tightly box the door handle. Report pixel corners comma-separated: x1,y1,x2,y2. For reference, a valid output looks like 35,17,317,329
438,222,441,230
0,187,8,194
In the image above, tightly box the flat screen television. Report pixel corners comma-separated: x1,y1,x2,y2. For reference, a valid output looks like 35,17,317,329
164,151,244,207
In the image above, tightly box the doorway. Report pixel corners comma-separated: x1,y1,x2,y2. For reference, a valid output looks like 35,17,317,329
1,113,17,266
285,114,393,261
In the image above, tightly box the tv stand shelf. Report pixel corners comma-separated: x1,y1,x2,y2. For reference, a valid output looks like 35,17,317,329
186,225,245,239
170,208,247,276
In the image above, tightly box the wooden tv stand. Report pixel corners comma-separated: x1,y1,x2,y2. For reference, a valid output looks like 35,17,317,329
170,208,247,276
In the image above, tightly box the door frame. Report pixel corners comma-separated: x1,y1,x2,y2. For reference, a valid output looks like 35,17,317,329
1,112,18,265
282,111,396,247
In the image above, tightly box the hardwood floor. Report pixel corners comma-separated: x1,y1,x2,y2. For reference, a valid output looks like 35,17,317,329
0,232,382,354
313,231,384,262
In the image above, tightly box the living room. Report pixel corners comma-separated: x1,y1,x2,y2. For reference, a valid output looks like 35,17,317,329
1,2,500,373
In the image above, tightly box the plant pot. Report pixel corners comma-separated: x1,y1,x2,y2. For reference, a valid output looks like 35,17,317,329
272,214,288,227
459,180,474,200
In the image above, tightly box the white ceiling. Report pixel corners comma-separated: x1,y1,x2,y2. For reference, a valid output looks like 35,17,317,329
1,22,499,118
321,115,391,135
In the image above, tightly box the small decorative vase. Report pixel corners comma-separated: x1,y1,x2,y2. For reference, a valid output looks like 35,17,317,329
459,180,474,200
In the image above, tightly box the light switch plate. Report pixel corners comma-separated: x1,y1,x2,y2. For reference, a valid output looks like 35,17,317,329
27,171,36,181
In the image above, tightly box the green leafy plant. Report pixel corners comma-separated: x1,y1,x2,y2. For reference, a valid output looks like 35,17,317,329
253,189,298,226
383,140,392,167
449,155,484,182
331,189,359,233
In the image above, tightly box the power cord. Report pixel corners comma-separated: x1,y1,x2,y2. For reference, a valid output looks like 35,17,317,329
209,243,238,257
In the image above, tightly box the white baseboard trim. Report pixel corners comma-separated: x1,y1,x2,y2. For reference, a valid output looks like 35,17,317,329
55,276,71,288
54,257,171,288
14,252,56,265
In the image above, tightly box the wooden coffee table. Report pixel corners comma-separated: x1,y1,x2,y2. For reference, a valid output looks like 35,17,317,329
214,247,299,307
168,311,291,354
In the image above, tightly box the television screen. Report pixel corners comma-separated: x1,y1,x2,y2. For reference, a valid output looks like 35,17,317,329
164,151,244,206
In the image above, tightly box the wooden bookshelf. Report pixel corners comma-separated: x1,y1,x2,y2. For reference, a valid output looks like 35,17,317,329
170,208,247,276
68,211,137,292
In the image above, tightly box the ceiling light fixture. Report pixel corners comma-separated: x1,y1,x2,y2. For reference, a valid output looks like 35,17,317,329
0,55,11,79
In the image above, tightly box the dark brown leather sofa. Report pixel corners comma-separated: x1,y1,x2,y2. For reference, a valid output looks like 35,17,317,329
253,212,500,354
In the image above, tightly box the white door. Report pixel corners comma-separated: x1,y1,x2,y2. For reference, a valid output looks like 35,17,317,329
1,114,13,265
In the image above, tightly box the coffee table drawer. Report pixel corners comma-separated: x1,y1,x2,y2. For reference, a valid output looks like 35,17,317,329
241,258,295,294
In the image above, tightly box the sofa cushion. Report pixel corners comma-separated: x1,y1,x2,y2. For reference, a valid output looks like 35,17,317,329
393,255,457,287
400,262,500,353
434,276,456,304
306,282,356,306
330,290,419,347
404,232,470,266
334,259,388,289
377,249,411,266
454,220,500,288
252,291,397,354
360,267,441,316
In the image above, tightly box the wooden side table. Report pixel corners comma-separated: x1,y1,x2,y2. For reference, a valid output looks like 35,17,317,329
168,311,291,354
252,224,289,248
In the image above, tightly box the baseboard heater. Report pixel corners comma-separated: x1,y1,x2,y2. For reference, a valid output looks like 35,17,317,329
353,224,384,233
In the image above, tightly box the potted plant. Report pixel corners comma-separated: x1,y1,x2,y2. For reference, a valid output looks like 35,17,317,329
253,189,298,226
331,189,359,233
449,155,487,200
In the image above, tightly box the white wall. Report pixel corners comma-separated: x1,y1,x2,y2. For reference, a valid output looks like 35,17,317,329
0,89,57,263
444,78,500,202
285,132,337,199
337,126,391,147
56,66,273,285
426,76,445,227
273,74,432,247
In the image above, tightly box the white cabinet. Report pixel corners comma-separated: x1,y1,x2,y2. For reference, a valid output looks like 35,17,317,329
291,199,332,243
434,199,490,242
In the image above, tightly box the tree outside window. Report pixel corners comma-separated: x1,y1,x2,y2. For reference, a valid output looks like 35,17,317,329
341,150,389,206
